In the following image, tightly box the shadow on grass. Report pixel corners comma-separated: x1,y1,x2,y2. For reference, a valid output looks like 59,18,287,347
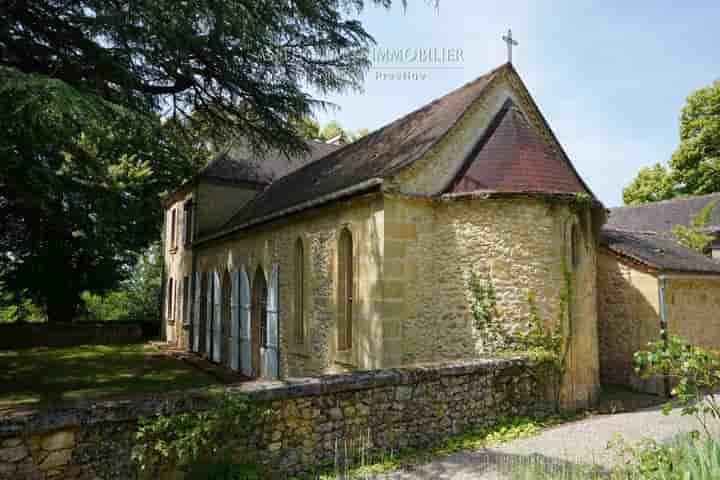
0,343,219,409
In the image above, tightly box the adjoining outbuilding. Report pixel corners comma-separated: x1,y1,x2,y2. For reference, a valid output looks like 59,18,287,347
598,228,720,394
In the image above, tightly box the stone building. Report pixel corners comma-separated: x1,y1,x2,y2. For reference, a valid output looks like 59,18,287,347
162,63,605,409
598,199,720,394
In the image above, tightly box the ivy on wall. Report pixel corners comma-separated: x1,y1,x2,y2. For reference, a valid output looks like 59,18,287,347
467,195,597,400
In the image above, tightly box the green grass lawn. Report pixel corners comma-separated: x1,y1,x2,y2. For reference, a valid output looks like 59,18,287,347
0,343,219,409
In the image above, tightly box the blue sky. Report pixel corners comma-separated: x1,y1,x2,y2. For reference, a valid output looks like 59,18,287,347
313,1,720,206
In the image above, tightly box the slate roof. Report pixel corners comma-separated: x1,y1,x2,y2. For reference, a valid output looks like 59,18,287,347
601,228,720,274
607,193,720,235
450,100,589,195
205,62,592,239
199,140,341,186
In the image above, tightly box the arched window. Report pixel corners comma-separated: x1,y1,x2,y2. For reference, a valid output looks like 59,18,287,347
294,238,305,345
338,228,353,351
571,224,581,269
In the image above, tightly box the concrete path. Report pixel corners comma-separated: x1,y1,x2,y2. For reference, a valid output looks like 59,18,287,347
377,404,708,479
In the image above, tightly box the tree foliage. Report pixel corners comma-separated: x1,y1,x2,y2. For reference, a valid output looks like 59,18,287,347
623,164,676,205
1,0,393,156
82,243,163,325
1,1,408,321
636,334,720,436
672,199,718,252
0,68,206,322
624,80,720,205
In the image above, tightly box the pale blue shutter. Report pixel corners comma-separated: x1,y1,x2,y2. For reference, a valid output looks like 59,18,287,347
263,263,280,379
192,271,200,352
205,271,212,355
230,270,240,371
212,270,222,363
239,267,252,377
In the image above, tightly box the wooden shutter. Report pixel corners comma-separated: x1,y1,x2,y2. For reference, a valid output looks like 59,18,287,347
264,263,280,379
239,267,252,376
212,271,222,363
192,271,201,352
230,270,240,371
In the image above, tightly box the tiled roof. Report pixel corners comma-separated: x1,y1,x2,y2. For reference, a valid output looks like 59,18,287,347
204,63,593,239
199,140,341,186
216,63,506,234
601,228,720,274
450,100,589,195
607,193,720,235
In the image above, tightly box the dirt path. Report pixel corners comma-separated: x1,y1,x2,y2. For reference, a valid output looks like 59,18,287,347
377,404,709,479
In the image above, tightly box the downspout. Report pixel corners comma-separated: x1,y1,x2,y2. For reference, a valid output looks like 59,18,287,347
657,275,670,397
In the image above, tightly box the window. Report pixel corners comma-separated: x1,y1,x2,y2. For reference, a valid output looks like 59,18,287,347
166,278,174,321
253,267,268,348
571,224,581,269
338,228,353,351
169,208,177,250
294,238,305,345
182,276,190,325
176,280,181,322
183,200,193,247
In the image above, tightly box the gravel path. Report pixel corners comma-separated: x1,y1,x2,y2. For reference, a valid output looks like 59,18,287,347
377,404,709,479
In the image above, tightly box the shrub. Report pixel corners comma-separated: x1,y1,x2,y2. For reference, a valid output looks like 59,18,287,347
132,393,263,478
635,334,720,435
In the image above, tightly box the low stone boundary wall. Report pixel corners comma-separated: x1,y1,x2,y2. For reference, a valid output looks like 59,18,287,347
0,323,144,350
0,356,557,479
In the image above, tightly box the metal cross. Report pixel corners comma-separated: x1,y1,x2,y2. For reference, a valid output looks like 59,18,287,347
502,29,518,64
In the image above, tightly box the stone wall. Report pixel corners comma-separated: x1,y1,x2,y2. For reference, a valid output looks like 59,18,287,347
596,251,663,394
383,194,600,410
0,357,556,479
0,323,143,350
665,278,720,352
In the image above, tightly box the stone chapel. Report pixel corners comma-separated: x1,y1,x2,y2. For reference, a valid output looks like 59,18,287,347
162,63,605,409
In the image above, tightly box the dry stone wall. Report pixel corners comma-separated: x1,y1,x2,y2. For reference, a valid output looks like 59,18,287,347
0,357,556,479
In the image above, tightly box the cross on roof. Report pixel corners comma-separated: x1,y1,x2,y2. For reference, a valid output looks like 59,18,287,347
502,29,518,64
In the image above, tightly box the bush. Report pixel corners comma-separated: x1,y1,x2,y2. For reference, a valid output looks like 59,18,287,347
133,393,263,478
635,334,720,435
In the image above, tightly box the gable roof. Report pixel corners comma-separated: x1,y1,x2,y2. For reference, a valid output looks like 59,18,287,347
200,63,593,242
607,193,720,236
199,140,341,186
601,228,720,274
450,100,589,195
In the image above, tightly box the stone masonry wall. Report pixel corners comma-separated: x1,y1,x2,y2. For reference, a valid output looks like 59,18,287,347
666,278,720,352
0,357,556,479
596,251,663,394
383,195,600,410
